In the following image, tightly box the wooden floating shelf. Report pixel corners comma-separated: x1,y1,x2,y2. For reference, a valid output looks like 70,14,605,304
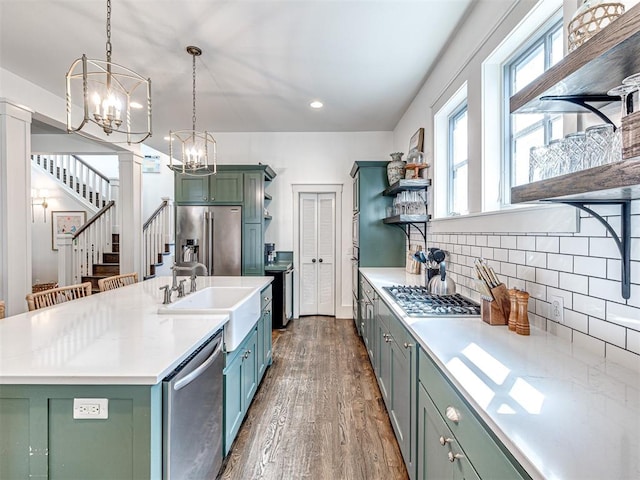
383,214,430,224
510,3,640,114
510,158,640,203
405,163,429,170
383,178,431,196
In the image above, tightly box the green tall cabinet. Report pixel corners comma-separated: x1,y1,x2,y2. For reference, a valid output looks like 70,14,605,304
174,164,276,275
350,161,406,334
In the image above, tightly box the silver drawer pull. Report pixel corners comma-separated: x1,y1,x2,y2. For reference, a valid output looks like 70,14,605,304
385,335,393,343
403,342,414,349
445,406,461,423
439,436,454,446
448,451,465,463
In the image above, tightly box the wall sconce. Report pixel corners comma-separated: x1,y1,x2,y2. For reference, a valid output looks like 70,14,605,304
31,189,49,223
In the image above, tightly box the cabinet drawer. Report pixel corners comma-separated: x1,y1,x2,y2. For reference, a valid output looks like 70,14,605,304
261,285,273,310
388,309,413,357
360,276,375,303
418,349,528,480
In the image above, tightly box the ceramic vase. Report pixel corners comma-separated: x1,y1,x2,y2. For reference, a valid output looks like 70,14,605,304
387,152,405,186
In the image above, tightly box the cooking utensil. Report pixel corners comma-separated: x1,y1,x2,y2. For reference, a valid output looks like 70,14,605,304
428,261,456,295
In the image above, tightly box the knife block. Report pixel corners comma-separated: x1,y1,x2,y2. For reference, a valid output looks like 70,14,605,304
481,283,511,325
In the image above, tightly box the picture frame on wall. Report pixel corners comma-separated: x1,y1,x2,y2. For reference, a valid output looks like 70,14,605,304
409,128,424,153
142,155,162,173
51,211,86,251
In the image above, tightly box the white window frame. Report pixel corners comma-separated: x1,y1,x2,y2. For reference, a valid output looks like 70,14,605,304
503,17,564,200
448,102,468,215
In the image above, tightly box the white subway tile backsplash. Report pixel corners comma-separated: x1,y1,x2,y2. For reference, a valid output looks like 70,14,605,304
589,277,626,302
500,262,517,278
536,268,559,287
559,272,589,295
536,236,559,253
501,236,517,249
572,331,605,357
493,248,509,262
589,237,618,258
526,281,546,301
589,317,626,348
470,246,482,257
560,237,589,256
605,215,621,235
589,204,621,217
509,250,526,265
481,247,494,259
536,299,550,318
607,259,621,282
517,236,536,251
631,239,640,262
517,265,536,282
573,293,606,319
475,235,487,246
488,236,501,248
526,251,547,268
530,313,546,330
564,310,588,333
606,302,640,330
547,253,573,272
461,245,471,256
627,329,640,355
576,216,607,237
573,255,607,278
508,278,526,290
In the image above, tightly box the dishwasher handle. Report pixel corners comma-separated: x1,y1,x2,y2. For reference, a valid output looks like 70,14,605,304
173,337,224,391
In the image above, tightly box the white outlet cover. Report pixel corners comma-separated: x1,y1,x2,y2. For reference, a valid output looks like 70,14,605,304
549,295,564,324
73,398,108,419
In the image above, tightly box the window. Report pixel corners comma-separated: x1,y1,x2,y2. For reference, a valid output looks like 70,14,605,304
505,19,563,191
448,103,468,215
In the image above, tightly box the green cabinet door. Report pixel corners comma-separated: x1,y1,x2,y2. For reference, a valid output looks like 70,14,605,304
176,176,209,203
243,172,264,223
390,337,415,474
209,172,243,203
242,330,258,408
417,384,480,480
224,352,244,455
242,223,264,275
263,305,272,366
257,313,266,381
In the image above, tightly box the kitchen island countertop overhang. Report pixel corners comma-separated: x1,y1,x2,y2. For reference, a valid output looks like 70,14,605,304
0,276,273,385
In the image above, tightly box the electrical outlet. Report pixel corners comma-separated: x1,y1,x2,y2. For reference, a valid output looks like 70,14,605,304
549,295,564,324
73,398,108,419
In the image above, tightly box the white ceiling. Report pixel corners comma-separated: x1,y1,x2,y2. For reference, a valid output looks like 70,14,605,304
1,0,473,154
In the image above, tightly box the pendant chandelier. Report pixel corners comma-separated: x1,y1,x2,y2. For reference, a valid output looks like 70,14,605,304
169,46,217,176
65,0,152,144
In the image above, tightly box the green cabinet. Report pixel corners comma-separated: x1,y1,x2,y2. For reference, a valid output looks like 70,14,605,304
242,223,264,275
0,384,161,479
258,285,273,381
175,172,243,203
417,348,529,480
417,383,480,480
244,171,264,223
224,329,258,455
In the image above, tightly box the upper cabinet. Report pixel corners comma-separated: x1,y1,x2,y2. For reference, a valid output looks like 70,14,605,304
510,3,640,204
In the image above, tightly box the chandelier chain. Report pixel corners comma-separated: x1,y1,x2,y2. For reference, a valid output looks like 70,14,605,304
192,52,197,132
105,0,112,62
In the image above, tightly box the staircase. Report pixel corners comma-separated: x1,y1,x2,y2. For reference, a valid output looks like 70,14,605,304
82,233,121,293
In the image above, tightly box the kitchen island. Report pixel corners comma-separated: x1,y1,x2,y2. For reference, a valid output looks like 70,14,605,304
360,267,639,480
0,275,272,479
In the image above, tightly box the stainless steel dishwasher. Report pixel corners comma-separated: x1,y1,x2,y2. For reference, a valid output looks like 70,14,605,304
162,329,224,479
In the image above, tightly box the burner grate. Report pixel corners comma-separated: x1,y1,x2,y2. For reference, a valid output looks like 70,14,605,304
383,285,481,317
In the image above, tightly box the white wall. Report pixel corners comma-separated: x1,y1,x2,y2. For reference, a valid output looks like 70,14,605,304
393,0,640,366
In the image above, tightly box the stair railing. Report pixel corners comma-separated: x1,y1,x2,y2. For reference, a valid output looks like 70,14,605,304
143,198,173,278
71,201,116,283
32,154,111,210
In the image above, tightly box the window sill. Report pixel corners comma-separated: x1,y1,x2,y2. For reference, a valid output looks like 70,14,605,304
429,203,578,234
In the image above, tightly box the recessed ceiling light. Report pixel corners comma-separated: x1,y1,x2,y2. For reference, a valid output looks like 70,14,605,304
310,100,323,109
130,102,143,109
164,136,170,141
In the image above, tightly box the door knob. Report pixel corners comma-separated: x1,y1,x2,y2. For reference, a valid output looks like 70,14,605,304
319,258,323,262
312,258,316,263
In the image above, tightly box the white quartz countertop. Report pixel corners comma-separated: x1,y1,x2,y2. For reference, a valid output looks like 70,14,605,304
360,268,640,480
0,276,272,385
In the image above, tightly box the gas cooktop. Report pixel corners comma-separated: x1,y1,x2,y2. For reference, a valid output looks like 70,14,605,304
383,285,481,317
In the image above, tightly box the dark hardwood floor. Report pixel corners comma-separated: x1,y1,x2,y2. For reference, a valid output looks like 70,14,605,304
219,317,408,480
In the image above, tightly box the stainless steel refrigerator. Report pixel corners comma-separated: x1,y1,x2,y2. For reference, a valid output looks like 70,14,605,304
175,206,242,275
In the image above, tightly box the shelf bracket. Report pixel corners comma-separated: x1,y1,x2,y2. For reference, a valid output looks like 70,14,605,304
547,199,631,299
391,222,427,243
539,94,618,129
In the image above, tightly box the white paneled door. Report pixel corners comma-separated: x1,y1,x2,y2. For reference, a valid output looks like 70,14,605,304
299,192,335,316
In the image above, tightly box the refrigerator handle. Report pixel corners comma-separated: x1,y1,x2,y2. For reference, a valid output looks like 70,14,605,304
208,212,214,275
